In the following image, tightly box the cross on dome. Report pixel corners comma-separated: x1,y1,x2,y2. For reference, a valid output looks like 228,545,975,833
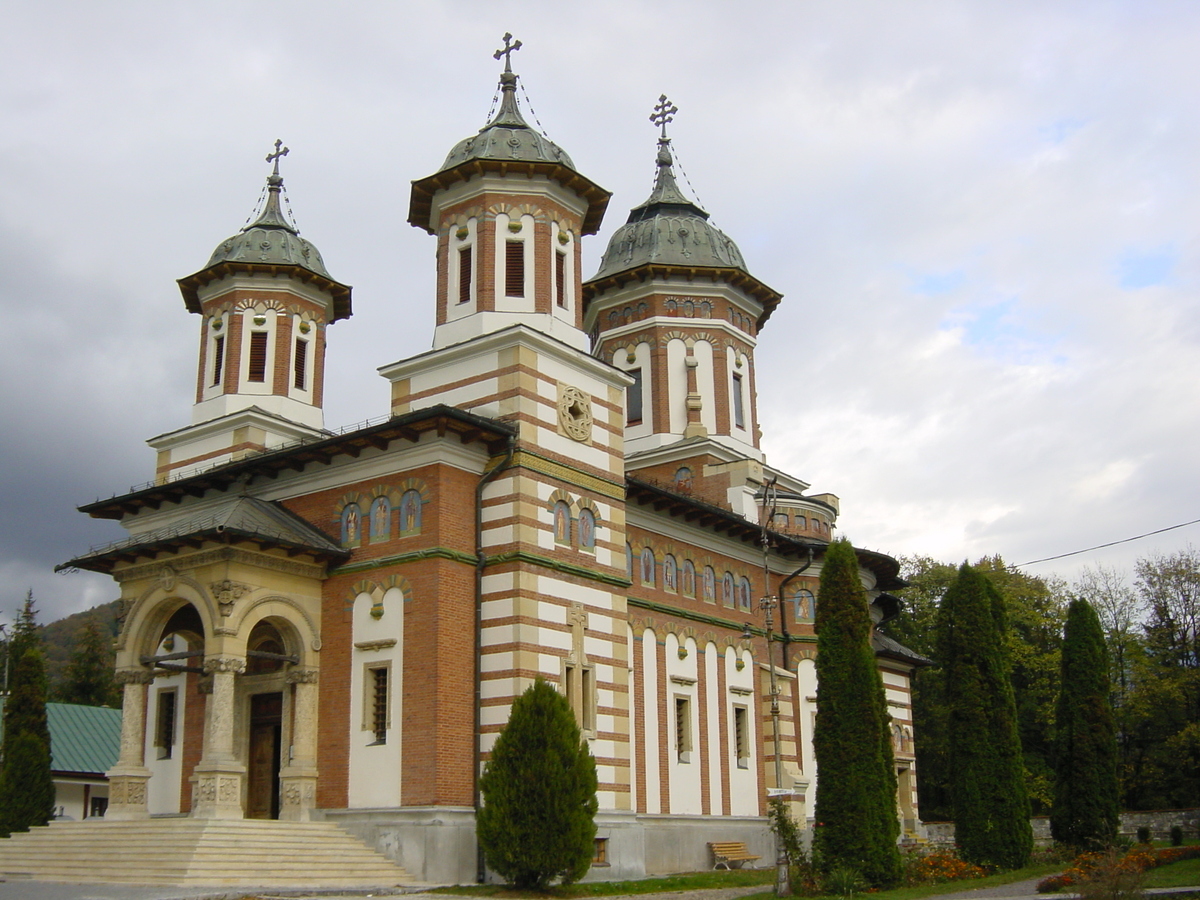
650,95,678,140
266,139,290,178
493,32,522,74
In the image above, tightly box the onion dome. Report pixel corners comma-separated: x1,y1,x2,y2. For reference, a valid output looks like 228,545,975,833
593,105,746,278
585,97,780,325
178,141,351,320
408,34,610,235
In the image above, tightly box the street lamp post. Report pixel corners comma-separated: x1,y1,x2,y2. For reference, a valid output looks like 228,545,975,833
755,477,790,897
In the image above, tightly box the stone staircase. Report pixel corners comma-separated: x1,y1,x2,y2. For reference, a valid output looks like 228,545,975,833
0,818,414,887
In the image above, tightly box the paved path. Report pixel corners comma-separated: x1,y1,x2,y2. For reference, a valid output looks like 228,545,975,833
0,879,1196,900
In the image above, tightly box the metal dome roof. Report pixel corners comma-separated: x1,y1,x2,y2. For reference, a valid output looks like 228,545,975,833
439,70,575,172
591,138,746,280
204,173,332,278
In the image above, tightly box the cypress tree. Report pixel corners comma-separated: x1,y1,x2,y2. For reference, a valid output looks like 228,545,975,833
0,646,56,836
1050,598,1119,849
936,564,1032,869
477,678,598,889
812,539,902,887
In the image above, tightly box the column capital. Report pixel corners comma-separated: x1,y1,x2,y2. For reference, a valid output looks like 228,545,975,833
203,656,246,675
286,666,319,684
115,668,156,685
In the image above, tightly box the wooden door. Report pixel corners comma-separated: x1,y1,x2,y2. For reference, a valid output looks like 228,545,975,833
246,692,282,819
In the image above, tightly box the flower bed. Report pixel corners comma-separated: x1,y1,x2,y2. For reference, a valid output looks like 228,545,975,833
1036,845,1200,892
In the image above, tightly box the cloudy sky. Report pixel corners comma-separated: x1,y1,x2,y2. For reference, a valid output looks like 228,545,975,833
2,1,1197,626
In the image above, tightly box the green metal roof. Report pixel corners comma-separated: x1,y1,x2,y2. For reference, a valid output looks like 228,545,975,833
0,699,121,776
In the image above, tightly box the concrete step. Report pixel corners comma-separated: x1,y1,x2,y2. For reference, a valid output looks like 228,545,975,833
0,818,413,887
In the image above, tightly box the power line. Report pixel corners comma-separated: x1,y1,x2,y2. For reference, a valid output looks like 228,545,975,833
1018,517,1200,567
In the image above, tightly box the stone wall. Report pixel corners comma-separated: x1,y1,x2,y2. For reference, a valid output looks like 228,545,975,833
921,809,1200,845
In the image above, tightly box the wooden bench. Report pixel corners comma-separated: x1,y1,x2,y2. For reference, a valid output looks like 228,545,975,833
708,841,762,870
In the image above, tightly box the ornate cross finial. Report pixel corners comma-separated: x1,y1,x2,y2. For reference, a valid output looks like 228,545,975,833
266,139,289,177
493,32,522,74
650,94,678,140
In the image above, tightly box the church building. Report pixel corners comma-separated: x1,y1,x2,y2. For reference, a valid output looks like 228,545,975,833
61,40,922,883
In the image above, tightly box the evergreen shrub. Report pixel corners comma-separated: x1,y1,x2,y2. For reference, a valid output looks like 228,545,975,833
936,564,1032,870
811,540,902,887
476,679,597,889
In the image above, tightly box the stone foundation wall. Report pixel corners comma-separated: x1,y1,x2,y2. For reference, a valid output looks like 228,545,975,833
319,807,771,884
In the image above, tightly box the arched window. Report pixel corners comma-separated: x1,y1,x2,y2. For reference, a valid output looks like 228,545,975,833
578,508,596,551
772,512,789,529
553,501,571,545
369,497,391,542
399,489,422,535
641,547,656,587
722,572,735,608
793,589,815,623
663,555,677,592
796,515,808,530
739,577,753,611
682,560,696,597
674,467,693,493
341,503,363,546
702,566,716,604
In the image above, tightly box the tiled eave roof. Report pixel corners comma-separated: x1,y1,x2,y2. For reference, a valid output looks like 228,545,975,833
58,496,352,576
625,476,905,591
408,158,612,236
177,261,353,322
873,630,934,668
79,405,516,521
582,262,782,329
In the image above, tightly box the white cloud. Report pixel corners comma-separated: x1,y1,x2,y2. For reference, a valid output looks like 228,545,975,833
1,0,1198,622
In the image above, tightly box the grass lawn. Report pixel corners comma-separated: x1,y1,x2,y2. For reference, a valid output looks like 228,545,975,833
428,850,1200,900
431,867,775,898
431,860,1066,900
737,861,1064,900
1145,856,1200,888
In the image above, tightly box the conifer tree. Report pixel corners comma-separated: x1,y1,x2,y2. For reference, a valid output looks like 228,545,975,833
477,678,598,889
58,618,118,707
812,540,902,887
0,593,55,836
1051,598,1119,849
936,564,1032,869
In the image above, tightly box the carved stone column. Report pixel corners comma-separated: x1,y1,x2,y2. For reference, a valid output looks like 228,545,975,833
190,655,247,819
106,668,155,820
279,666,319,821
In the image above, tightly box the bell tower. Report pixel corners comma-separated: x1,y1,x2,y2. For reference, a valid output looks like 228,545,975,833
407,34,610,353
150,143,352,482
583,98,782,460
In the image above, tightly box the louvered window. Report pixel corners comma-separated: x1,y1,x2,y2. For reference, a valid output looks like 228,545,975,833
675,696,692,762
555,251,566,307
627,368,643,424
156,690,176,760
371,667,388,743
505,240,524,297
734,705,748,768
293,338,307,390
458,246,472,304
211,336,224,386
247,332,268,383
